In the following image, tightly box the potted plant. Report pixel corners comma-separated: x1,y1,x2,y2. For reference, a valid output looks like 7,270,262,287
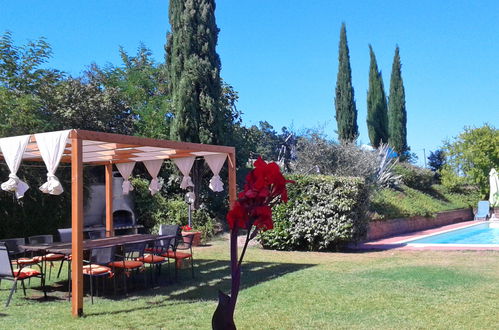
181,225,202,246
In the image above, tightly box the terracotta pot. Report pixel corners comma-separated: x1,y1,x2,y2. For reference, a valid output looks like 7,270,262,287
182,230,202,246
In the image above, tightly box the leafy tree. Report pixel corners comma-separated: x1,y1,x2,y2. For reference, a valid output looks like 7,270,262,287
0,32,64,136
88,45,170,138
428,149,445,180
388,46,407,155
367,45,388,148
334,23,358,142
166,0,227,145
440,124,499,195
44,77,134,134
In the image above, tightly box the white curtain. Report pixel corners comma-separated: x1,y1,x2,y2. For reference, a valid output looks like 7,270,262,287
204,154,227,192
35,130,71,195
0,135,31,199
116,162,136,194
143,160,164,195
173,157,195,189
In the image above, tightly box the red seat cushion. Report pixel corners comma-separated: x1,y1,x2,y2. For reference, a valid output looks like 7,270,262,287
83,264,113,276
109,260,144,269
13,268,41,280
15,257,40,265
40,253,66,261
163,251,192,259
137,254,166,264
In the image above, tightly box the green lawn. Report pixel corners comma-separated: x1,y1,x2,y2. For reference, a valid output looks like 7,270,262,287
1,239,498,329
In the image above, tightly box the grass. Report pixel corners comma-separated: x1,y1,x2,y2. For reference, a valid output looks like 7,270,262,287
1,239,498,329
370,184,480,219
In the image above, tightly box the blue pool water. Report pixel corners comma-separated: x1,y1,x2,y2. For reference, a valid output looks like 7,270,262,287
408,223,499,245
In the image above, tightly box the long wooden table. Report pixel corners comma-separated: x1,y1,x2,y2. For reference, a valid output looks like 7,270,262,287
20,234,175,254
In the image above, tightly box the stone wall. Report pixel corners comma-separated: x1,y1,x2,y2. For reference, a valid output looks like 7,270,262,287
366,208,473,241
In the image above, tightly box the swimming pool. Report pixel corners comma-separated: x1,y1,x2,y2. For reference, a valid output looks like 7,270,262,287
406,222,499,246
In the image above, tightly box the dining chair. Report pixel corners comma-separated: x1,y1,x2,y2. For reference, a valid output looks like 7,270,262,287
164,233,196,280
139,237,172,285
83,246,116,304
28,235,66,280
0,242,45,307
57,228,72,243
109,242,146,293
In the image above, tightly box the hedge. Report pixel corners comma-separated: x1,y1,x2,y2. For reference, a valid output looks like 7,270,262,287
259,174,369,251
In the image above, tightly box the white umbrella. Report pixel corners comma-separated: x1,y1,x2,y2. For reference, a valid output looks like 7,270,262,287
489,168,499,207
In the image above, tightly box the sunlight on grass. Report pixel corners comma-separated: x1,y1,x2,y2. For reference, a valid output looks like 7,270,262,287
1,240,498,329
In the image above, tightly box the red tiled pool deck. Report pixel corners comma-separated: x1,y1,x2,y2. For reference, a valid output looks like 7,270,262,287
353,220,499,251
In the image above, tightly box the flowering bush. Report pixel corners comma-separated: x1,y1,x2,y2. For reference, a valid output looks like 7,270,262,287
212,157,293,330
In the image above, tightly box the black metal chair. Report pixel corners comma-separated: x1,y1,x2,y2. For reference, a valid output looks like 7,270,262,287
0,242,45,307
57,228,72,243
0,238,40,271
109,242,146,293
159,224,181,249
140,237,173,285
83,246,116,304
165,233,195,280
28,234,66,280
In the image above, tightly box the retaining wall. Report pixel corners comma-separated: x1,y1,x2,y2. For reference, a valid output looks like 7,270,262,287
366,208,473,241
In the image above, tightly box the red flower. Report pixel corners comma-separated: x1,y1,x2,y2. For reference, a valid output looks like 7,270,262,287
226,157,293,232
251,206,273,230
181,225,192,231
227,201,249,230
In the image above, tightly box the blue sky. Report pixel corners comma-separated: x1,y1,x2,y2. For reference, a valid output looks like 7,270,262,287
1,0,498,165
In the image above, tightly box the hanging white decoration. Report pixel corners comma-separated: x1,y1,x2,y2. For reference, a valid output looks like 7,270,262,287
204,154,227,192
143,159,164,195
116,162,136,194
0,135,31,199
35,130,71,195
172,157,195,189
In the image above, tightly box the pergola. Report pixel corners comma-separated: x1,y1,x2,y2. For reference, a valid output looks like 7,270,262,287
0,129,236,317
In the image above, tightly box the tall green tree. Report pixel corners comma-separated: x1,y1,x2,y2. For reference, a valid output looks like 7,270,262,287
388,46,407,155
334,23,358,142
366,45,388,148
166,0,226,145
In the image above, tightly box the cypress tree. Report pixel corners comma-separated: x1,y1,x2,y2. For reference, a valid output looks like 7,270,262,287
334,23,358,142
166,0,225,145
388,46,407,155
366,45,388,148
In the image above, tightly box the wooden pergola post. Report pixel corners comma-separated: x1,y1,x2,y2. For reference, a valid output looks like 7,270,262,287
71,135,84,317
228,151,237,207
105,163,114,237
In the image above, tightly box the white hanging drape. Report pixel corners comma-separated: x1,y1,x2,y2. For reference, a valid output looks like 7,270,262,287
143,160,164,195
0,135,31,199
116,162,136,194
35,130,71,195
173,157,195,189
204,154,227,192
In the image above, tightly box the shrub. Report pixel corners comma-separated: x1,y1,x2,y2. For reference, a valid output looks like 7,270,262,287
369,184,480,219
394,163,434,191
293,130,399,188
259,174,369,251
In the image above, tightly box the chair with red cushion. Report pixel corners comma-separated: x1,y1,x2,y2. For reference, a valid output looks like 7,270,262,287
109,242,146,293
28,235,65,280
0,242,46,307
164,233,195,280
83,246,116,304
139,237,173,285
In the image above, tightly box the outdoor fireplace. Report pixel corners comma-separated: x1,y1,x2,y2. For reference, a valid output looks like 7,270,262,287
84,173,143,235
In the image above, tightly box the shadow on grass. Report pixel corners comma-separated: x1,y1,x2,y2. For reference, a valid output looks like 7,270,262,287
83,258,314,317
